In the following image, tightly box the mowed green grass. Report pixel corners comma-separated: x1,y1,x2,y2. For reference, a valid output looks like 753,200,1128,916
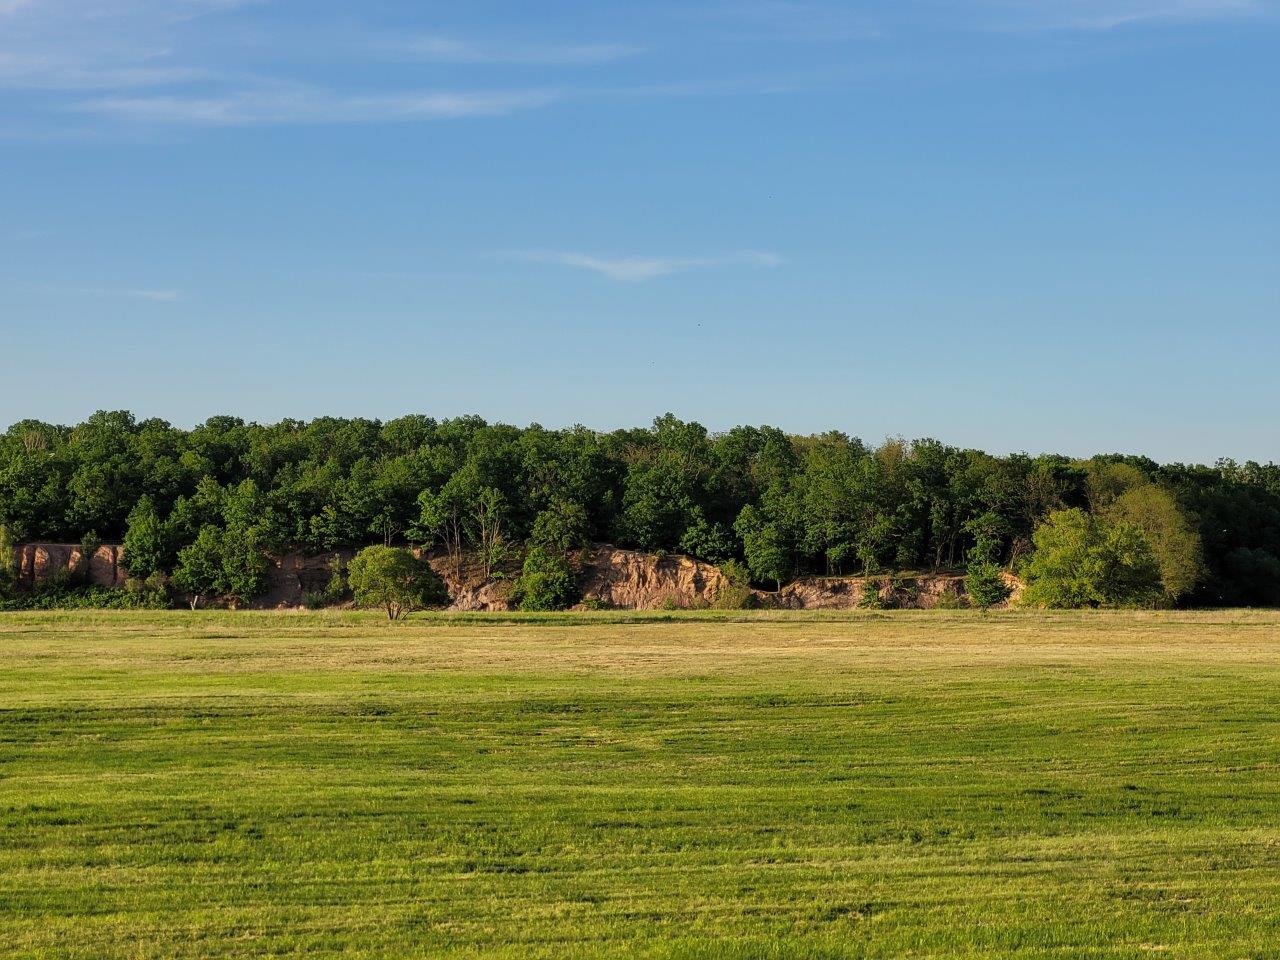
3,611,1280,959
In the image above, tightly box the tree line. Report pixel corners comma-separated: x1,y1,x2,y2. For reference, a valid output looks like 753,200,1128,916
1,410,1279,608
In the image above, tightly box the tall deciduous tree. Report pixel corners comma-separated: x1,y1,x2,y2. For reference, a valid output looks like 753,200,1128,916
172,525,225,609
171,524,268,609
1104,485,1203,603
1021,509,1163,609
734,504,791,591
123,496,167,579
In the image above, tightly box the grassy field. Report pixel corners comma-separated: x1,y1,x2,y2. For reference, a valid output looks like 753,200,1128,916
3,610,1280,958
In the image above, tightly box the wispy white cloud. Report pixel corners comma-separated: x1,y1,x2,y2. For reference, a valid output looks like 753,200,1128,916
5,0,1271,139
516,250,782,282
76,86,559,124
126,288,183,301
385,35,644,66
0,51,205,90
174,0,266,16
47,285,185,301
0,0,220,91
695,1,882,42
0,3,595,131
984,0,1268,32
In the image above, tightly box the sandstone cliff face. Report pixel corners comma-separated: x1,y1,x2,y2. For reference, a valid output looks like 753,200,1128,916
13,542,1020,611
766,576,869,609
416,551,515,612
441,579,515,612
251,548,519,611
577,546,727,609
13,543,127,589
253,551,353,609
762,571,1021,610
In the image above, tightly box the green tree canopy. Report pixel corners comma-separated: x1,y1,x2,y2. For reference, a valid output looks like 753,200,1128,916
2,411,1279,608
172,524,269,610
1104,484,1203,603
123,496,167,579
1020,509,1163,609
965,561,1011,611
512,546,578,612
347,546,448,620
530,499,591,553
734,504,792,591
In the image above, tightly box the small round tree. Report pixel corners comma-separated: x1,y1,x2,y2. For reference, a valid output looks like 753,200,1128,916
347,546,448,620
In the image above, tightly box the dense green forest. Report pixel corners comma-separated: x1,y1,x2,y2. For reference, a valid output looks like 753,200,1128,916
2,411,1279,608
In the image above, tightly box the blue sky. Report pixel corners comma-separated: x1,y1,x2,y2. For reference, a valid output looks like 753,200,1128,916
1,0,1277,463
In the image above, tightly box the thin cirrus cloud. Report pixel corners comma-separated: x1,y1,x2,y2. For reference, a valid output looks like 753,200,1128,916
0,54,207,91
517,251,783,282
4,0,1272,136
61,286,184,301
75,86,560,125
127,288,183,302
697,1,883,42
984,0,1269,31
0,4,591,130
384,35,645,66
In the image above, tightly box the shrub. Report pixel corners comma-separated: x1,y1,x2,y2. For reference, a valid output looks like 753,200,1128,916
323,554,348,604
965,562,1011,611
712,559,756,610
512,547,578,612
858,579,890,610
933,586,968,610
76,532,102,584
124,571,170,601
0,583,169,611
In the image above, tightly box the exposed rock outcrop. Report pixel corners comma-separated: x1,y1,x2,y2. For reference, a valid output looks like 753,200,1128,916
13,543,126,589
13,541,1021,611
254,551,353,609
762,571,1021,610
577,546,727,609
253,548,519,611
442,578,515,612
419,551,517,612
